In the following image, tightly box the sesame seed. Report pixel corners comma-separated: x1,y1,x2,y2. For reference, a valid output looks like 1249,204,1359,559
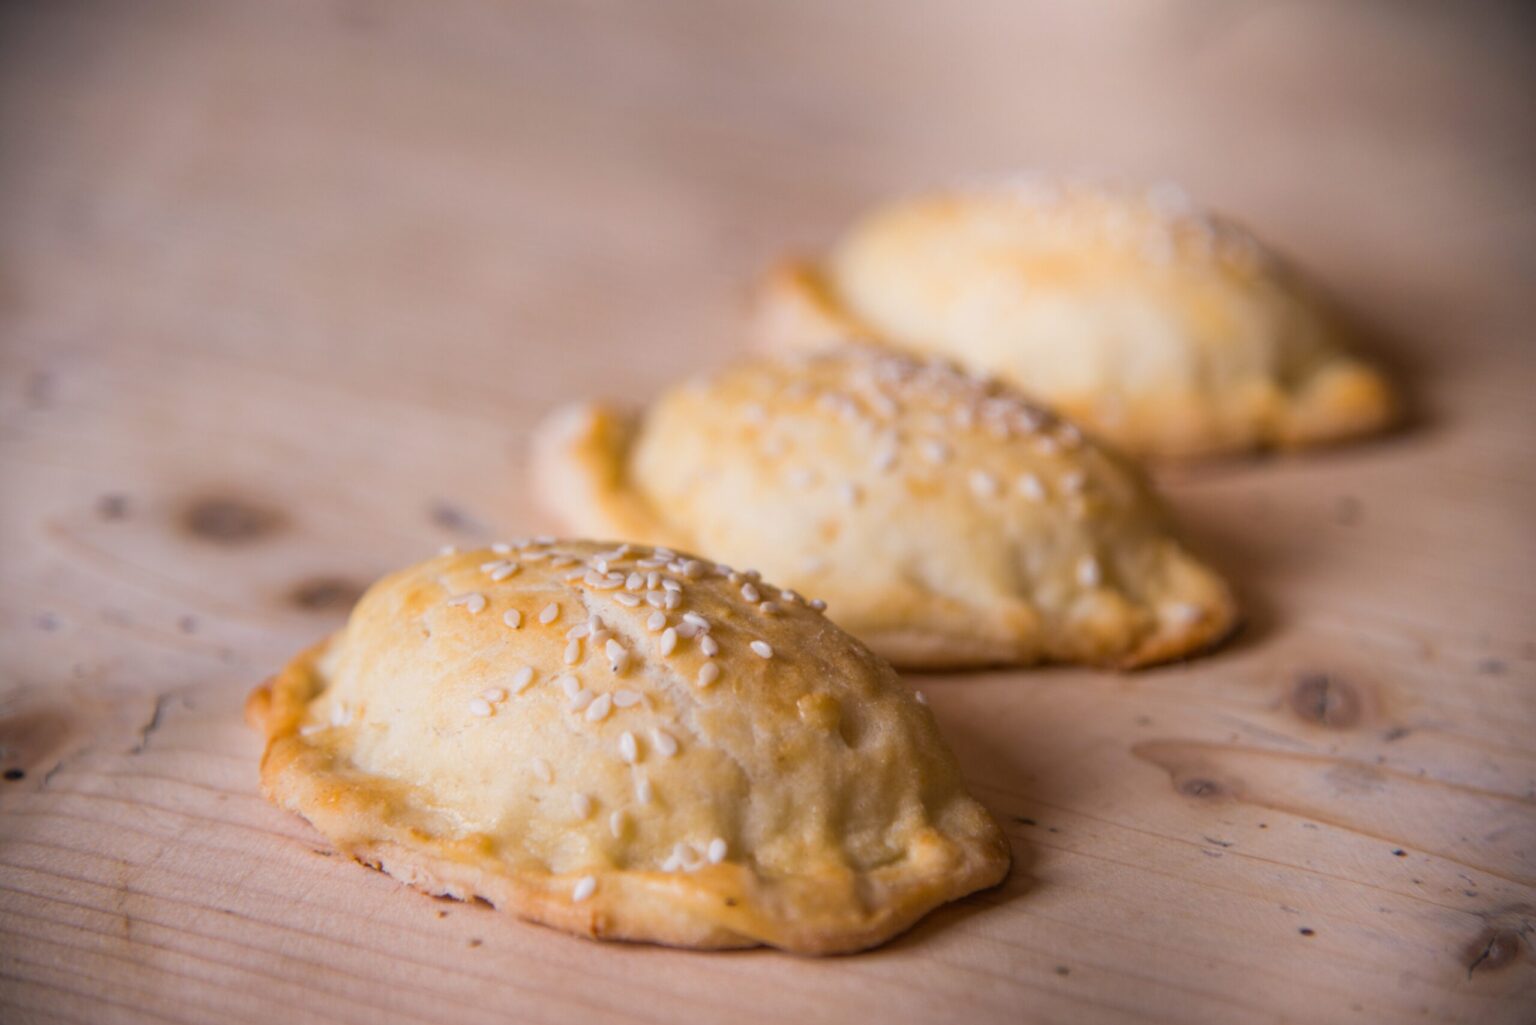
468,697,494,717
330,704,352,727
490,562,518,581
563,639,582,665
609,810,628,838
1077,556,1102,588
635,776,653,804
969,469,1000,497
619,731,639,763
646,611,667,632
480,559,504,572
1061,470,1086,493
503,609,523,630
837,482,861,507
809,599,827,612
571,793,592,818
921,438,951,463
707,838,727,864
740,583,760,603
585,693,612,722
758,601,779,616
625,572,645,591
645,591,667,609
676,621,700,640
782,589,805,604
614,592,641,607
787,468,815,489
438,545,458,556
697,662,720,688
533,535,555,545
559,675,582,698
663,591,681,610
915,690,928,705
605,639,625,662
658,627,678,656
567,624,591,640
300,724,324,736
1017,474,1046,501
682,612,709,631
613,689,642,708
661,577,681,592
750,640,773,659
653,729,678,757
448,592,487,614
699,634,719,657
480,687,507,702
491,543,512,555
567,688,593,712
531,758,554,783
572,876,596,902
681,560,705,579
539,603,560,625
510,666,535,693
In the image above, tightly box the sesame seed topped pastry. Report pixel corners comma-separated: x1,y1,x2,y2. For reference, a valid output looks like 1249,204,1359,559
532,349,1238,669
755,178,1396,459
246,539,1010,954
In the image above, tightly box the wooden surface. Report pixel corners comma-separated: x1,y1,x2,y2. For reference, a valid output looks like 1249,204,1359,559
2,2,1534,1022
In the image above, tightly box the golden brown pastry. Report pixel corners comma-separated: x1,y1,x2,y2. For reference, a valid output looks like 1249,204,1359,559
756,178,1395,458
533,348,1238,669
246,539,1009,954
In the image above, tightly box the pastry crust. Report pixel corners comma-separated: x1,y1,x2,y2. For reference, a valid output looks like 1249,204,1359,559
247,540,1010,954
532,349,1239,669
754,179,1396,459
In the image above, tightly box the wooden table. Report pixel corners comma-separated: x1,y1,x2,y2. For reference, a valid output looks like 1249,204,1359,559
2,2,1532,1022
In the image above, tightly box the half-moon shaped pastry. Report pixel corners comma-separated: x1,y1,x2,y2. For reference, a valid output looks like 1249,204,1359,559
756,178,1396,459
246,539,1010,954
533,349,1238,669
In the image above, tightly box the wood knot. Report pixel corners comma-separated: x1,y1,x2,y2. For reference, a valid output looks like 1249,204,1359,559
1465,928,1524,977
287,577,364,612
1178,777,1225,799
1290,672,1361,729
183,496,286,545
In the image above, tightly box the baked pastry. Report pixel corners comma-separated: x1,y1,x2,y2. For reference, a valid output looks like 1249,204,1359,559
246,539,1010,954
533,348,1238,669
755,178,1396,458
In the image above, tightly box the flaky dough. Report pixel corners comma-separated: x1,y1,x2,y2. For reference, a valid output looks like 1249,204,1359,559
533,349,1238,669
755,179,1395,458
247,540,1010,954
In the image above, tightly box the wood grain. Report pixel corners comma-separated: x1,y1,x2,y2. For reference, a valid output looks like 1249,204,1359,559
2,1,1533,1022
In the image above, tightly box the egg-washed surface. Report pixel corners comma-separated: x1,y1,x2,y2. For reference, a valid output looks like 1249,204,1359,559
534,349,1238,668
247,539,1010,954
756,178,1396,458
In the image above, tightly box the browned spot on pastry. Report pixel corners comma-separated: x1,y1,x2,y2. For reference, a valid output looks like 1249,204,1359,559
183,495,287,544
288,577,364,613
1465,929,1523,977
796,693,840,732
1290,672,1360,729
